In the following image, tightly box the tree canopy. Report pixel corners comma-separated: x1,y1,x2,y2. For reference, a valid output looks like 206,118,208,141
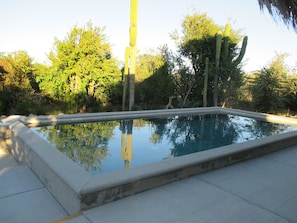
0,51,34,90
37,22,121,112
171,12,247,107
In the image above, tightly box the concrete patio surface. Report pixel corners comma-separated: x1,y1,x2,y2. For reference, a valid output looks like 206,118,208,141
1,145,297,223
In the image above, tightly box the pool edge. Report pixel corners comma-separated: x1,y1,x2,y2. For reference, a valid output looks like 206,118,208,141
4,120,92,214
2,107,297,213
79,129,297,210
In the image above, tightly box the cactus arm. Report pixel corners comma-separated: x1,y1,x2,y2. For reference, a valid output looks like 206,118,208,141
233,36,248,66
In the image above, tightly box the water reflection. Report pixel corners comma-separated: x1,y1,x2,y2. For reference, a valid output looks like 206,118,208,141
35,121,117,173
120,120,133,168
32,114,297,175
165,114,239,156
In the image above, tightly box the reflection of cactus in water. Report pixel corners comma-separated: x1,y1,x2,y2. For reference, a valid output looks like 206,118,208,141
121,120,134,169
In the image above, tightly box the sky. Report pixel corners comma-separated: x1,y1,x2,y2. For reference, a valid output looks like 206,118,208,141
1,0,297,72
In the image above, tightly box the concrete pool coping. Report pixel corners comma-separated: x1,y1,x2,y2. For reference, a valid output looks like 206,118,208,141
2,107,297,214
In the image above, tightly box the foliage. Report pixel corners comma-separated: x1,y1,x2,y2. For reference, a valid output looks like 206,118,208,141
285,74,297,110
0,51,42,115
37,22,121,112
249,55,287,112
172,12,246,107
250,68,284,112
249,53,297,113
135,47,175,108
166,51,198,107
0,51,35,90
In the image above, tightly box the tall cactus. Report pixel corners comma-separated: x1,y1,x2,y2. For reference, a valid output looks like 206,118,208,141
213,32,222,106
130,0,138,47
213,23,248,106
122,0,138,111
128,0,138,111
203,57,209,107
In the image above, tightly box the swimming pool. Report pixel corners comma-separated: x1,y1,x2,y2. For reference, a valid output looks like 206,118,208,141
3,107,297,214
31,113,297,175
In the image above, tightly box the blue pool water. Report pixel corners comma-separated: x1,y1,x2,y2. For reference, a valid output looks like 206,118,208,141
31,114,297,175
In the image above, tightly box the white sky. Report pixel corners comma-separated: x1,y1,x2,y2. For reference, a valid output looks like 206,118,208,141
1,0,297,72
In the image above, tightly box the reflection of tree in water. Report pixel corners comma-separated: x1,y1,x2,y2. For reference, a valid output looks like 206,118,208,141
149,114,294,158
148,117,169,144
240,117,293,139
169,114,240,156
38,121,117,173
149,114,240,157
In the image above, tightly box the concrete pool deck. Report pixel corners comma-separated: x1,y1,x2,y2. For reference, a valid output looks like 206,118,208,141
1,143,297,223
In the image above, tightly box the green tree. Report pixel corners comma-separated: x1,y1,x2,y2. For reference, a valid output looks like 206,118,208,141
0,51,39,115
172,12,246,107
248,53,297,113
251,68,284,112
39,22,121,112
269,53,297,112
0,51,35,90
166,51,197,107
286,73,297,111
135,47,174,108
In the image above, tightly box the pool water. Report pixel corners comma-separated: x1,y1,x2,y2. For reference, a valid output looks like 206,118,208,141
31,114,297,175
